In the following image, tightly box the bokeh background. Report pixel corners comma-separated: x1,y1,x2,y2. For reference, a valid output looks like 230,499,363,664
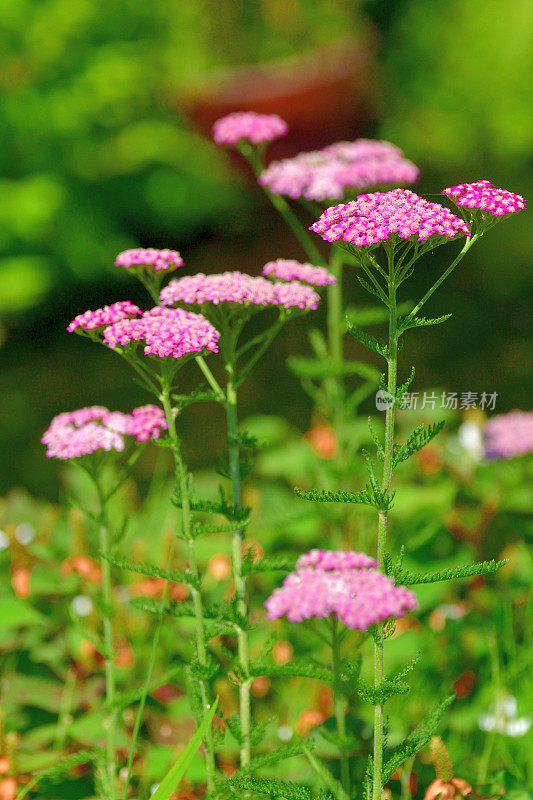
1,0,532,497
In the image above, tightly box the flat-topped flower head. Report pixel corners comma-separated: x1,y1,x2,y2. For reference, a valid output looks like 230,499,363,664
311,189,470,249
160,271,320,313
262,259,337,287
259,139,419,202
265,553,417,631
296,549,377,571
67,301,142,333
115,248,184,272
442,181,526,217
41,405,166,460
103,306,219,360
212,112,288,147
484,410,533,459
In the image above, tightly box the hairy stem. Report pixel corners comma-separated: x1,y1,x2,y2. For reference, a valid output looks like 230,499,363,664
331,618,351,796
327,248,345,461
225,359,252,768
161,380,217,791
373,253,398,800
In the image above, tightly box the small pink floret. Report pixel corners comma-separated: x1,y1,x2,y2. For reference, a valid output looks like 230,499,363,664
265,549,417,631
262,259,337,287
442,181,526,217
67,301,142,333
103,306,220,360
160,271,320,312
310,189,469,249
484,410,533,459
115,248,184,272
212,112,288,147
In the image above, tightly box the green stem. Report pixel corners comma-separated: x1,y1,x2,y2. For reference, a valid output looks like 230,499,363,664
96,481,118,800
373,254,398,800
195,355,225,400
327,249,345,458
160,380,217,792
225,359,251,768
303,745,349,800
331,618,351,796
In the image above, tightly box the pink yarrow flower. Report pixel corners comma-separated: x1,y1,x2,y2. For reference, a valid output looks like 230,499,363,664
115,248,184,272
103,306,220,359
311,189,469,249
42,405,166,460
484,410,533,459
265,549,417,631
442,181,526,217
262,259,337,287
67,301,142,333
259,139,419,202
160,271,320,311
212,112,288,147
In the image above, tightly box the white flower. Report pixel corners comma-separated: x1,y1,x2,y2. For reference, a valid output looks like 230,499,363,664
478,694,532,737
71,595,93,617
15,522,36,545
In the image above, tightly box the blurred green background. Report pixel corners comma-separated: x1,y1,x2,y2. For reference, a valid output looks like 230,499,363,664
1,0,532,497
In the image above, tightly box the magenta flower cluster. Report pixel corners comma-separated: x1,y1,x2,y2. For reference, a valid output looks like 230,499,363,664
103,306,220,359
160,271,320,311
442,181,527,217
311,189,470,248
67,301,142,333
42,405,167,460
265,549,417,631
259,139,419,202
484,410,533,460
114,248,184,272
212,112,288,147
262,259,337,287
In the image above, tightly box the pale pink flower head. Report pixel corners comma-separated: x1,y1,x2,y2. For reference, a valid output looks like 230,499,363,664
67,301,142,333
42,405,167,460
311,189,469,250
212,112,288,147
262,259,337,287
160,271,320,314
442,181,526,217
484,410,533,459
115,248,184,272
103,306,220,360
259,138,420,202
265,549,417,631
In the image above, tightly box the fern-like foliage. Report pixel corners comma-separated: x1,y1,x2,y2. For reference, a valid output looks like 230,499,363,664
392,421,445,467
242,554,297,576
383,694,455,782
398,314,452,334
394,559,507,585
287,356,381,381
111,664,184,710
394,366,416,405
228,775,315,799
100,552,200,590
251,662,333,683
346,322,389,359
173,488,251,523
247,742,308,771
294,485,394,512
192,521,240,537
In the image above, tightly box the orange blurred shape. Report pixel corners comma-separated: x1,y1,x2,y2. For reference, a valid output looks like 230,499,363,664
296,709,325,735
423,777,471,800
114,641,134,669
452,670,476,699
429,609,446,632
0,760,9,776
152,683,182,705
207,554,232,581
11,567,30,598
0,778,17,800
132,577,188,601
467,575,486,593
272,640,293,665
410,772,418,797
251,676,271,698
305,425,338,460
243,541,264,563
219,760,237,777
416,445,442,474
317,687,334,716
61,556,102,583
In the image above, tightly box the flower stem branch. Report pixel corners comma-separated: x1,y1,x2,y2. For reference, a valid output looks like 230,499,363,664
331,618,351,797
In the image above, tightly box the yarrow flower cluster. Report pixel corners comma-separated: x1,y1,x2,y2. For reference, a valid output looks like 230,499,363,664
160,271,320,311
259,139,420,202
265,549,417,631
442,181,527,217
212,112,288,147
311,189,470,248
114,248,184,272
103,306,220,360
484,410,533,459
42,405,167,460
67,301,142,333
262,259,337,287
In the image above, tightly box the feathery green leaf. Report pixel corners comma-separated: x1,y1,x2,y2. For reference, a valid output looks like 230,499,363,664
394,559,508,585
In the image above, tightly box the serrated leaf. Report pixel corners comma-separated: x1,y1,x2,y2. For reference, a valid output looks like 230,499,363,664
398,313,452,334
100,552,200,590
393,421,445,466
346,322,389,359
394,559,507,585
